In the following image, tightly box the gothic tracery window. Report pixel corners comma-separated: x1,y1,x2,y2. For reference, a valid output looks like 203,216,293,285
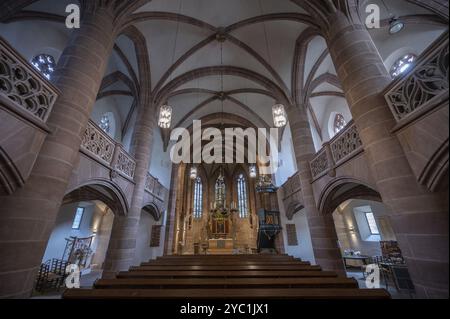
215,174,226,207
237,174,248,218
31,54,56,80
390,54,416,78
193,177,203,218
99,113,111,133
334,113,347,135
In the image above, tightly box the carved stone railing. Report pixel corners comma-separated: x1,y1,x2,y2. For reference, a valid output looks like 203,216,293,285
0,36,58,122
385,31,449,122
81,120,136,180
281,172,302,200
82,121,116,164
280,172,304,220
310,120,363,180
310,148,329,179
114,148,136,179
145,173,167,201
330,121,363,165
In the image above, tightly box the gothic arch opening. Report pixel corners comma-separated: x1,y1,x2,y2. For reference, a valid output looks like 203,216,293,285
33,182,128,297
134,203,164,265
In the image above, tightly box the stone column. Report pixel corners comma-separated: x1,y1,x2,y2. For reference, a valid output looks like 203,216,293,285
0,5,116,298
287,106,346,275
164,164,179,255
324,11,448,297
102,103,156,278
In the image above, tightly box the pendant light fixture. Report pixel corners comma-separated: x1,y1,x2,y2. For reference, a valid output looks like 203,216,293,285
158,0,182,129
158,104,172,128
272,104,287,128
259,0,287,128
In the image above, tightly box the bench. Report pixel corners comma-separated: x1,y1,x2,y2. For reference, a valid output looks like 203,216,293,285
64,288,391,299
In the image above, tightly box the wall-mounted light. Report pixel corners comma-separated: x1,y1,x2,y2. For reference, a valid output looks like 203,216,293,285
272,103,287,128
158,104,172,129
389,18,405,34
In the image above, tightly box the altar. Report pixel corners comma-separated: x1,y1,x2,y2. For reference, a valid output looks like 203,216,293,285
207,238,234,255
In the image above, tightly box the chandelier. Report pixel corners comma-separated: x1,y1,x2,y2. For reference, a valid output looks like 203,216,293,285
272,104,287,128
158,104,172,129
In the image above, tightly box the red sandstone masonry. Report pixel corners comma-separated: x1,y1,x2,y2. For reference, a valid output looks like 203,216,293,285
325,11,448,298
0,6,117,298
287,105,346,276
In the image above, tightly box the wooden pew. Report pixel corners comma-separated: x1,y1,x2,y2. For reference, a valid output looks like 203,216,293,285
129,265,322,271
143,260,311,266
116,270,338,279
94,277,359,289
63,288,391,299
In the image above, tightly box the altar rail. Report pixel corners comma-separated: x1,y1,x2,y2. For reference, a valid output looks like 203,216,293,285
385,31,449,123
310,120,363,180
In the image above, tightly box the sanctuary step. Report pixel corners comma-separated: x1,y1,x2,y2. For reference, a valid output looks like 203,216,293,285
63,255,390,300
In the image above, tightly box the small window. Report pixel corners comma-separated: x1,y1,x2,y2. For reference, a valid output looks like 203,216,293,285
193,177,203,218
72,207,85,229
334,113,347,135
365,212,379,235
31,54,56,80
390,54,416,78
237,174,249,218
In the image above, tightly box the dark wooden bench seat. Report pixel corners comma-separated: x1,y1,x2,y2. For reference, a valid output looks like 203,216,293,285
129,265,322,272
116,270,338,279
62,255,390,300
63,288,390,299
94,277,359,289
143,260,311,266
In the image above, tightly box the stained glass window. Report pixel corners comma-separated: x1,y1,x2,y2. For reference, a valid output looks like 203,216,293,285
215,173,226,207
31,54,56,80
193,177,203,218
237,174,248,218
390,54,416,78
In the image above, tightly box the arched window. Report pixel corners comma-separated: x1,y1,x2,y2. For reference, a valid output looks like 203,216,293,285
390,54,416,78
99,113,111,133
237,174,248,218
334,113,347,135
215,174,226,207
193,177,203,218
31,54,56,79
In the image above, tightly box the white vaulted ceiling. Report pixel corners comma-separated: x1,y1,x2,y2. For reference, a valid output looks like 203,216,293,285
2,0,446,142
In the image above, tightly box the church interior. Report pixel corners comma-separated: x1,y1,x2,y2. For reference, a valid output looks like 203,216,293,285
0,0,448,301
